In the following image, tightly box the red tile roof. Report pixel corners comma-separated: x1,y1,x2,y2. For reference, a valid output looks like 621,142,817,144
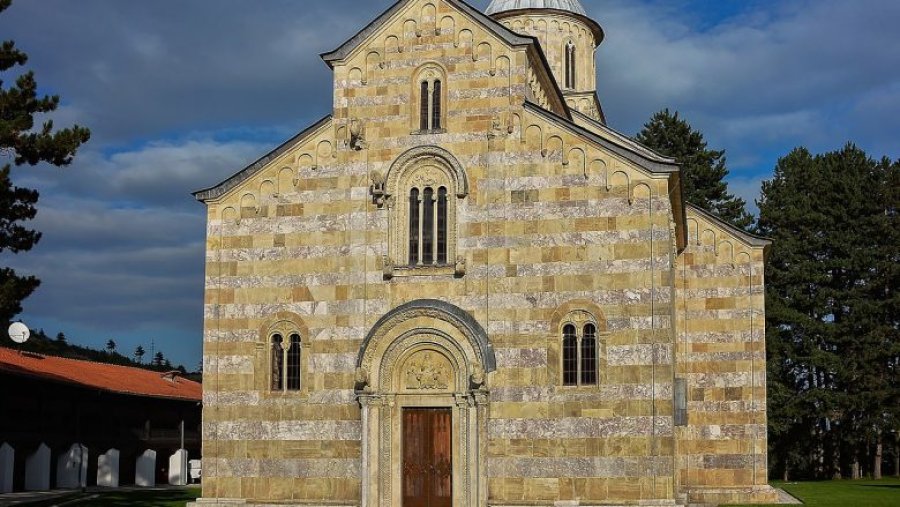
0,348,201,402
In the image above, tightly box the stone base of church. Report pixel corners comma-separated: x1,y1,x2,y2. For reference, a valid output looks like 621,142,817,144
188,501,357,507
189,501,685,507
681,485,782,506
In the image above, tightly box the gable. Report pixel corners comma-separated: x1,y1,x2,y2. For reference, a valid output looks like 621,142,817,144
193,115,333,203
321,0,569,117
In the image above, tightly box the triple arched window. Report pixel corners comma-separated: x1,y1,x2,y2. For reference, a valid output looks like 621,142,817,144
564,41,576,90
562,322,598,386
408,186,449,265
271,333,302,392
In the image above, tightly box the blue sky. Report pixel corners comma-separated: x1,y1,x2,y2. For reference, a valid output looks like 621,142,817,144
0,0,897,368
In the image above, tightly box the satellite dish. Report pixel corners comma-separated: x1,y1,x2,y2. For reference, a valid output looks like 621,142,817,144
8,322,30,344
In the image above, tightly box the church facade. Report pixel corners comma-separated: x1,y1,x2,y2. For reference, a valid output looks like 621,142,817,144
191,1,778,506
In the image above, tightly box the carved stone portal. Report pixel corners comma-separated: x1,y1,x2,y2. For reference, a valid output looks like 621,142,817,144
402,351,451,391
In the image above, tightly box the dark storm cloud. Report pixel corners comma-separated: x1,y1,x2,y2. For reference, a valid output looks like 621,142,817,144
0,0,896,367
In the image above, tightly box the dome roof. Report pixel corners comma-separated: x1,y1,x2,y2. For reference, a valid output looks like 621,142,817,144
485,0,588,16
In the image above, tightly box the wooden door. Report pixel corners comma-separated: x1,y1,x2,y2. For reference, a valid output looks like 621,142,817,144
402,408,452,507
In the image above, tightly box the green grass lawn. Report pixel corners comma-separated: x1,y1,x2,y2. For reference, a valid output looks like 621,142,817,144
19,487,201,507
729,478,900,507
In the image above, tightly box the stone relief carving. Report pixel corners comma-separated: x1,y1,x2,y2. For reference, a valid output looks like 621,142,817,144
402,351,451,391
455,255,467,277
349,118,367,150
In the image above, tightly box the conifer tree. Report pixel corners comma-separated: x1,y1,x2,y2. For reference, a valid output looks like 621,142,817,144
636,109,752,228
758,144,900,479
0,0,91,323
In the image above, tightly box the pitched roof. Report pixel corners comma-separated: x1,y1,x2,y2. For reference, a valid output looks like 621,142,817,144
193,115,332,202
524,101,680,174
0,348,202,402
686,204,772,248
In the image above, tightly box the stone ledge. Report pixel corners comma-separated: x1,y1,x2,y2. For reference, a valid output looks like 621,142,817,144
188,501,356,507
683,484,782,506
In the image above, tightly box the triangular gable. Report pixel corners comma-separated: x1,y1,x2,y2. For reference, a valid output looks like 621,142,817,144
321,0,532,66
193,115,332,202
686,204,771,249
320,0,569,118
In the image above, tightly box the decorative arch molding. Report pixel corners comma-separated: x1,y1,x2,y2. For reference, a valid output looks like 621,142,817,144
256,311,312,396
356,299,496,377
383,145,469,200
356,299,491,507
548,299,609,388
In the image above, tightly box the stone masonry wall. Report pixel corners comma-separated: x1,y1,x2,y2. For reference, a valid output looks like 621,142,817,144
674,209,777,506
196,1,769,505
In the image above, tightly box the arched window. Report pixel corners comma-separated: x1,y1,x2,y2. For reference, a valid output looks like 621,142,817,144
409,188,420,265
271,332,303,392
286,334,302,391
407,184,448,266
420,81,430,131
565,42,576,89
382,146,467,276
581,324,597,385
437,187,448,264
414,65,446,132
559,312,600,386
562,324,578,386
431,80,442,130
271,334,284,391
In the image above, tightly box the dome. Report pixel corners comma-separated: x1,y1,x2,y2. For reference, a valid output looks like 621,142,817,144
485,0,588,17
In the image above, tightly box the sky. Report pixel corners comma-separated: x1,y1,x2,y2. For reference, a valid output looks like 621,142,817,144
0,0,897,369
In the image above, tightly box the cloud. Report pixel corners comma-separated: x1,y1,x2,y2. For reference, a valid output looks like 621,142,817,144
595,0,900,165
4,135,274,367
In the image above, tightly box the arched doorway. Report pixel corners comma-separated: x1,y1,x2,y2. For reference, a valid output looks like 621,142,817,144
355,300,494,507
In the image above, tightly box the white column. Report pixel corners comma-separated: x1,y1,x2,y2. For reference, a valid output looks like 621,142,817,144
135,450,156,487
97,448,120,488
56,444,87,489
0,443,13,494
168,449,188,486
24,443,50,491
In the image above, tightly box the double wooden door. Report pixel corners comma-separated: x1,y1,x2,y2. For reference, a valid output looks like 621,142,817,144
402,408,452,507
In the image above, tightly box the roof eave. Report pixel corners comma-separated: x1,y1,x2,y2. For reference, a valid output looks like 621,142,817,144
487,8,604,44
686,204,772,249
193,115,333,203
524,101,680,174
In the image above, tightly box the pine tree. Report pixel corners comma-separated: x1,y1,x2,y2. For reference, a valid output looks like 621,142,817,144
635,109,752,229
0,0,91,324
55,331,66,343
152,351,165,368
758,144,900,479
106,339,116,354
134,345,145,364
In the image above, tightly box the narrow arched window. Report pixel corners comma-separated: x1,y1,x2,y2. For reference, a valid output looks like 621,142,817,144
437,187,448,264
423,187,435,264
432,80,442,130
420,81,430,131
565,42,576,89
581,324,597,385
286,334,302,391
409,188,420,265
563,324,578,386
416,72,445,132
271,334,284,391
